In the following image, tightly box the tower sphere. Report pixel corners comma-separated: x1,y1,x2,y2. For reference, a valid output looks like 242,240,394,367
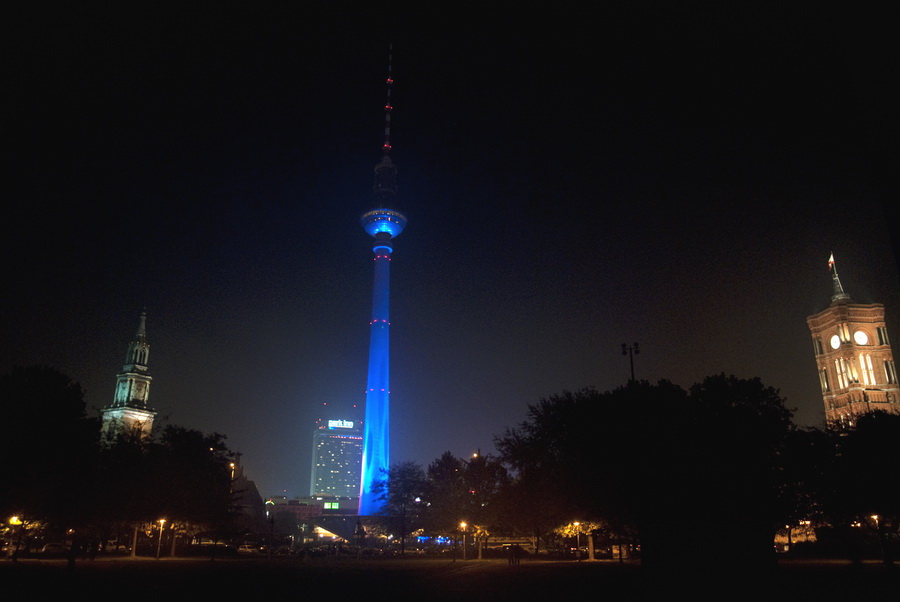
361,208,407,239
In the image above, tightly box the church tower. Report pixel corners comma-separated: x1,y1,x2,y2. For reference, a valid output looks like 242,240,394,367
100,311,157,441
807,255,900,428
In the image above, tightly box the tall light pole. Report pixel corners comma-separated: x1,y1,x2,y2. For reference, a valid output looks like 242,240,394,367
572,521,583,560
156,518,166,559
9,515,22,561
460,522,468,560
622,342,639,383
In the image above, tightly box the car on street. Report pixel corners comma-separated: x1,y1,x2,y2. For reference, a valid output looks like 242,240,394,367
39,543,69,557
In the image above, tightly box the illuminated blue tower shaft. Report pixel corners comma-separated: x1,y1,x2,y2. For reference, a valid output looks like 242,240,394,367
359,235,394,515
358,208,405,516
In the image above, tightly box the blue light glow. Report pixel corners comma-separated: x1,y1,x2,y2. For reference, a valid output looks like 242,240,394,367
361,209,407,239
358,208,406,516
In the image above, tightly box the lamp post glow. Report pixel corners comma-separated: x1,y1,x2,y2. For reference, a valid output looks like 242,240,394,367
574,521,581,552
460,522,468,560
9,516,22,561
156,519,166,559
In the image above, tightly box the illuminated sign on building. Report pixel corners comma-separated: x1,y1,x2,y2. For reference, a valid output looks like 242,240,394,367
328,420,354,429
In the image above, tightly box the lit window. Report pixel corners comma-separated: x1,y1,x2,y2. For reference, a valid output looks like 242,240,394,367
885,361,898,385
819,369,829,393
835,359,848,389
859,355,875,385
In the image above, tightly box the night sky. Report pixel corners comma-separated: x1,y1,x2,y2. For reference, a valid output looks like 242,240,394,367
4,5,899,498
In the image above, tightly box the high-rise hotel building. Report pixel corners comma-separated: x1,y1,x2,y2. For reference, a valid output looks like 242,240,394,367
309,418,363,498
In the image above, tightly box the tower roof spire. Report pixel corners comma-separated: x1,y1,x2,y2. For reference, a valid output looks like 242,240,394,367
124,310,150,370
828,253,851,303
136,308,148,340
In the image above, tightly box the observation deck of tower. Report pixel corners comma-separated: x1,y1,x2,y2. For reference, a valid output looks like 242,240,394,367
358,46,407,516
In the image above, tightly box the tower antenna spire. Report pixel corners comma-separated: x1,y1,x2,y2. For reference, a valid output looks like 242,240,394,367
383,43,393,156
369,43,399,210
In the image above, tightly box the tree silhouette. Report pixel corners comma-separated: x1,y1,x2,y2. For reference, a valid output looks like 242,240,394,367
372,461,427,554
497,375,797,577
422,451,508,555
829,411,900,563
0,366,246,554
0,365,100,529
424,452,466,534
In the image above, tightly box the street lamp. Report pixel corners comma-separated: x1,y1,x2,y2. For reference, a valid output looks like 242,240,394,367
573,522,581,553
622,342,639,383
354,520,366,550
460,522,468,561
9,516,23,561
156,519,166,559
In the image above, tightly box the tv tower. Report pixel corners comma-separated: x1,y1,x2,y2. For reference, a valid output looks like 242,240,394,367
358,45,407,516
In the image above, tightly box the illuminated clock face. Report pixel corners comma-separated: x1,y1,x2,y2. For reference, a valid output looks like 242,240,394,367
854,330,869,345
830,335,841,349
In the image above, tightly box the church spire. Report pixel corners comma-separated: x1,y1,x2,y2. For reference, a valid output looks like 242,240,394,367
829,253,851,303
101,310,157,442
125,309,150,369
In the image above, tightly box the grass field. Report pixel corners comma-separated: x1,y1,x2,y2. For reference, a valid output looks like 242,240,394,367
3,555,899,600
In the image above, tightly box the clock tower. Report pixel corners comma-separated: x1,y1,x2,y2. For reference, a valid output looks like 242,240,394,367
100,311,157,441
807,255,900,428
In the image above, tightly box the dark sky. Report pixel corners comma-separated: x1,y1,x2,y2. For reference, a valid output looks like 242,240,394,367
4,4,899,498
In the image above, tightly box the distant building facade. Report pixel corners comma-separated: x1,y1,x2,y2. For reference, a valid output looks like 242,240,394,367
807,256,900,427
101,311,157,440
266,495,360,546
309,418,363,498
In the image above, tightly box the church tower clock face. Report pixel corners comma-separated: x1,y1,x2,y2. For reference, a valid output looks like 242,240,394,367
830,334,841,349
853,330,869,345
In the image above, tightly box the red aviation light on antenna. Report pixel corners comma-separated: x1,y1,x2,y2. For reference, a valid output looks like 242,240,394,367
385,105,393,110
386,78,394,84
